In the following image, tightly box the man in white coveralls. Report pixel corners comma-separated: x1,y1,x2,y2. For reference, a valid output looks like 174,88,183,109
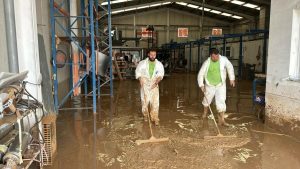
198,48,235,126
136,48,165,126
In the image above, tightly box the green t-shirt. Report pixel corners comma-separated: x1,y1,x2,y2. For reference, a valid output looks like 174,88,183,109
207,59,222,86
149,61,156,78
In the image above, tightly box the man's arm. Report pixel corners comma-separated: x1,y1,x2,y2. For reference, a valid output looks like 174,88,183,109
135,61,145,87
135,61,143,80
225,58,235,87
151,62,165,89
197,60,208,92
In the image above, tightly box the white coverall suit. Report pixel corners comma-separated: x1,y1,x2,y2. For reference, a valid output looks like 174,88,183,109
197,55,235,113
135,58,165,122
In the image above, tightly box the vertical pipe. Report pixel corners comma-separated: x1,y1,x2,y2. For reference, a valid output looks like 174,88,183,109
81,0,88,96
133,14,137,47
133,14,136,45
262,32,267,73
189,42,192,72
95,0,100,98
95,0,99,39
223,38,226,56
200,43,202,66
50,0,58,110
167,9,170,43
108,0,114,97
178,47,181,64
197,44,200,70
4,0,19,73
97,76,100,98
238,36,243,79
152,31,154,48
173,48,176,68
89,0,97,114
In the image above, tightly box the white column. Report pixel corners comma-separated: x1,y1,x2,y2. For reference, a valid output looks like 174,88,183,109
15,0,42,102
289,9,300,80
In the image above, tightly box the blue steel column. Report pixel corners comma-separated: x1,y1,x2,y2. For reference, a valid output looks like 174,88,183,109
238,36,243,79
108,0,114,97
89,0,97,114
50,0,58,111
95,0,101,98
223,38,226,56
80,0,88,96
173,49,175,66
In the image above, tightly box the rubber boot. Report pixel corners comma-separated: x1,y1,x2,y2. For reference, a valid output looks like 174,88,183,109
202,107,208,119
218,112,230,127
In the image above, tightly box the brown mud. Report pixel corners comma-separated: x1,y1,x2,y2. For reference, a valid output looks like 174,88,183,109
48,73,300,169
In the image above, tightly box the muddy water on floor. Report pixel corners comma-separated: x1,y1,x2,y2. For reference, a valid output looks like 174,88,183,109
48,73,300,169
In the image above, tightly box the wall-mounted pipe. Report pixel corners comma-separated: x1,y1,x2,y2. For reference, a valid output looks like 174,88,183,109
4,0,19,73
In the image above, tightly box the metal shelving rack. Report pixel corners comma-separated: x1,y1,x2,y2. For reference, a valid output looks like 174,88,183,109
50,0,113,114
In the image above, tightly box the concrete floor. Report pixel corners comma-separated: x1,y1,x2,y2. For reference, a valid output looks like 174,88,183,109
49,73,300,169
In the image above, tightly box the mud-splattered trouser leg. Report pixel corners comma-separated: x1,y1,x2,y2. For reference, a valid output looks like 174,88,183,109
141,85,160,122
149,87,159,122
202,84,226,113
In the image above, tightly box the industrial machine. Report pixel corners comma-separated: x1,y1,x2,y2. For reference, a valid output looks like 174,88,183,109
0,71,49,168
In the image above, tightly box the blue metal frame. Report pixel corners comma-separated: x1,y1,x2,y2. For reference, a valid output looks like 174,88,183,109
162,30,269,77
50,0,113,112
89,0,97,114
108,0,114,97
50,0,58,111
222,38,226,56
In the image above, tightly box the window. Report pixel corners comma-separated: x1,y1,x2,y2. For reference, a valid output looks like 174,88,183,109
220,46,231,57
289,8,300,81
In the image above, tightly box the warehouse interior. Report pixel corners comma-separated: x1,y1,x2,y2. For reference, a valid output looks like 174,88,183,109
0,0,300,168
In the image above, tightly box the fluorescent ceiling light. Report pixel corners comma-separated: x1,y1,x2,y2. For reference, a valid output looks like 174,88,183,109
112,10,124,14
256,7,261,10
176,2,187,6
199,7,211,11
102,0,133,6
125,7,136,11
162,2,172,5
210,10,221,14
187,4,199,9
221,12,232,16
231,0,245,5
232,15,243,19
223,0,231,1
150,3,161,7
112,2,169,14
137,6,149,9
243,3,258,8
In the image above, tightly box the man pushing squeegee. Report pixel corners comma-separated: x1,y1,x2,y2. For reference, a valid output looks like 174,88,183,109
135,48,169,145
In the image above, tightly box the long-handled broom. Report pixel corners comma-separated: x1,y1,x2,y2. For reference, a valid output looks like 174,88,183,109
203,94,236,139
135,83,169,145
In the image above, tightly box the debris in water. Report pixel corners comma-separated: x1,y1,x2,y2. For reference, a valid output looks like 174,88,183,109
233,148,257,163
